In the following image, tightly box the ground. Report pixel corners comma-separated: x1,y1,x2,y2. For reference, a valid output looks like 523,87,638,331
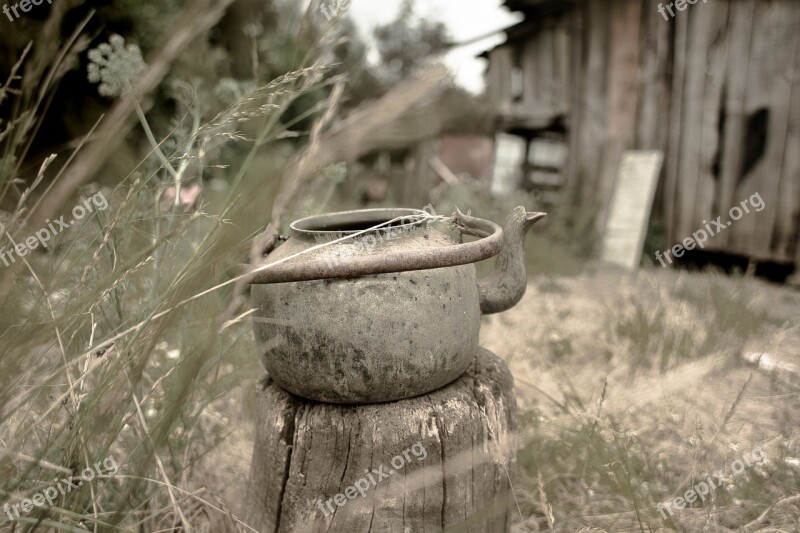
200,265,800,532
482,265,800,532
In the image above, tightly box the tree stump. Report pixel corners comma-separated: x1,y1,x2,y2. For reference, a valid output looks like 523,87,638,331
245,347,517,533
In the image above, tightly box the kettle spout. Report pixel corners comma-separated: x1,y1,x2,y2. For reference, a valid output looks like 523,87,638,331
478,207,546,314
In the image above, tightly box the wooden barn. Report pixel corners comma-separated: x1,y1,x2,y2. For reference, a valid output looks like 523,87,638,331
482,0,800,269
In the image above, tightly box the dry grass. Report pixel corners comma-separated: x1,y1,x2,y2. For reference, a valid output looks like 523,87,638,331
0,3,466,531
480,266,800,532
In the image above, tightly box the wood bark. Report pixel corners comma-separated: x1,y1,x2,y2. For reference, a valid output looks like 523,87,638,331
245,347,517,533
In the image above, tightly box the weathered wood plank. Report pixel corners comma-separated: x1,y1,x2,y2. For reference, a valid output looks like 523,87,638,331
524,30,545,110
245,348,517,533
728,1,776,253
553,16,571,116
634,0,671,151
522,35,540,110
733,2,800,259
673,2,715,243
600,150,663,269
577,1,610,208
694,0,731,245
488,47,513,114
664,3,689,246
539,25,556,111
595,0,642,232
777,15,800,263
634,0,673,221
563,6,585,194
715,0,755,250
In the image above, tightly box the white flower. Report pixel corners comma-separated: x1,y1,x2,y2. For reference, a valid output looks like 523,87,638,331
87,34,147,98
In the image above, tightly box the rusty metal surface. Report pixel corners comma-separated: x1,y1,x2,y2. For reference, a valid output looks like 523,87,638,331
250,206,545,403
478,208,547,314
251,263,480,403
249,208,503,284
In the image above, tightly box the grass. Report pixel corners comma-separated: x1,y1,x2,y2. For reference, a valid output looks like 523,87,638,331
0,3,473,531
481,267,800,532
0,3,432,531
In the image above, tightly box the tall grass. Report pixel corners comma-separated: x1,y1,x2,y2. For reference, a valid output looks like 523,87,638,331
0,2,457,531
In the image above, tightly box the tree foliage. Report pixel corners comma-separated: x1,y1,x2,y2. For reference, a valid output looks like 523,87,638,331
373,0,451,84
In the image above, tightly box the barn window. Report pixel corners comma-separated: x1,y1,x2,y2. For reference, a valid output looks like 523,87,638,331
524,133,567,206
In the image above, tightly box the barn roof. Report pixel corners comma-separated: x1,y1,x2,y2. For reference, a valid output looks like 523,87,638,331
503,0,575,15
477,0,573,58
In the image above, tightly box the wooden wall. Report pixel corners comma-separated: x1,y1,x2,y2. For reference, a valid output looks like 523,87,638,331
487,0,800,264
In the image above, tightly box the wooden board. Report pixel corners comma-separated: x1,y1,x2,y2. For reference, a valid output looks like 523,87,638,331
695,1,730,240
664,1,689,245
673,2,715,242
635,0,671,151
780,14,800,265
488,47,513,112
715,0,754,248
595,0,643,233
600,150,664,269
634,0,672,222
733,2,799,258
577,0,610,209
563,6,584,194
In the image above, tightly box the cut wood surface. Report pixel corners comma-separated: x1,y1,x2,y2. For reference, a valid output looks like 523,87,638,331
245,347,518,533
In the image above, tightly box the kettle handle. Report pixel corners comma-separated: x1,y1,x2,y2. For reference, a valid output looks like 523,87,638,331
248,209,503,284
